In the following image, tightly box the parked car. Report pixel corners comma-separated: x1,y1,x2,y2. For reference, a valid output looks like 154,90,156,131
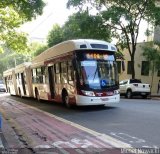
119,79,150,99
0,80,6,92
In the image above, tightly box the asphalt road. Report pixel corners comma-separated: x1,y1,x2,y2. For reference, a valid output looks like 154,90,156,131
4,94,160,148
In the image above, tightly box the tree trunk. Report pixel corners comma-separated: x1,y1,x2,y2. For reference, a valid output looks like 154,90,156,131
130,42,136,79
131,54,135,79
151,65,155,93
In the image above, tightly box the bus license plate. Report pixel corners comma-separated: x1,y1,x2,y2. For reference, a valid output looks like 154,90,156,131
141,92,146,95
101,98,109,101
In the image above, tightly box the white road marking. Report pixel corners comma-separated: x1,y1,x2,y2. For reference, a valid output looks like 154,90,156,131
110,132,145,143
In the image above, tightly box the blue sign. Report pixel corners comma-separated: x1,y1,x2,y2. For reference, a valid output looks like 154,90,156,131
101,79,107,87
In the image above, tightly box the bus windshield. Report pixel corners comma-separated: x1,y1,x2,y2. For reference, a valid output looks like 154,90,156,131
79,60,118,90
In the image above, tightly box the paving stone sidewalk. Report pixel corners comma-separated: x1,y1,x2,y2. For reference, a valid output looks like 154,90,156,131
0,97,131,154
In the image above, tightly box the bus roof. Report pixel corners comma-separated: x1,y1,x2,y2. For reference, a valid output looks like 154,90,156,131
32,39,117,64
15,62,31,73
3,68,15,77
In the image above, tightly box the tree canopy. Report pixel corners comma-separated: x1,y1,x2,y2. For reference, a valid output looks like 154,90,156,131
47,12,111,47
67,0,160,79
0,0,45,53
142,42,160,90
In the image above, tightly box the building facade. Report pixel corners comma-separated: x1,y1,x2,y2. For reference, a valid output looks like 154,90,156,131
118,42,160,94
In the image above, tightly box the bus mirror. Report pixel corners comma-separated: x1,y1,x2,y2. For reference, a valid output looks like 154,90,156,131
122,61,125,71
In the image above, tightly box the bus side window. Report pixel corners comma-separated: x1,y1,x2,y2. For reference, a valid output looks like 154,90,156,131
61,62,67,83
68,61,74,82
55,63,61,84
41,66,46,83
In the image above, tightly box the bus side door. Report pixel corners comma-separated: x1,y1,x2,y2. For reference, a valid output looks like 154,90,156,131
48,66,55,99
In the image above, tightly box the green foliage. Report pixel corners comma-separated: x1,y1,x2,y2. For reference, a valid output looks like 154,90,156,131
4,31,29,53
47,24,64,47
142,42,160,71
47,12,111,47
142,42,160,89
0,41,48,78
32,43,48,57
26,42,48,57
0,0,45,53
65,12,111,41
0,46,31,79
0,0,45,21
67,0,160,79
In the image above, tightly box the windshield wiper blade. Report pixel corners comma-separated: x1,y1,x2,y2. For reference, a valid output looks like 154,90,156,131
93,67,98,81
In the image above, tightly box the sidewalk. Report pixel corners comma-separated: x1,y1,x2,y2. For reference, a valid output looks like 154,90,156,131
0,97,131,154
151,94,160,100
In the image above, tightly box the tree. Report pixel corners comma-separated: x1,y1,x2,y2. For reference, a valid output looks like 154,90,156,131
63,12,111,41
30,42,48,57
67,0,160,79
0,0,45,53
0,41,48,79
142,42,160,90
0,46,31,79
47,24,64,47
47,12,111,47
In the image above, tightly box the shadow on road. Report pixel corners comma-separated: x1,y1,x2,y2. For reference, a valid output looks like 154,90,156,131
5,94,118,112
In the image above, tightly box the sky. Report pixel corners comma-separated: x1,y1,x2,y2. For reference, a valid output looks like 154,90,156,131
20,0,75,42
20,0,151,43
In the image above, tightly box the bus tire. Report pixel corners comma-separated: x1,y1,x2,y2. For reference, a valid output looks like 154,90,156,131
35,89,40,101
62,91,70,108
19,88,22,98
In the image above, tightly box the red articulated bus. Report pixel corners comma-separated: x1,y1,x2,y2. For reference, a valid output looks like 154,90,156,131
4,39,120,107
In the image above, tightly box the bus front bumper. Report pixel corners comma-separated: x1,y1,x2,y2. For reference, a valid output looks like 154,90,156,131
75,94,120,106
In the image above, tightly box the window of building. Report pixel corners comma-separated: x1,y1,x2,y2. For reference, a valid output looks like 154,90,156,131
141,61,149,76
116,61,121,73
127,61,132,74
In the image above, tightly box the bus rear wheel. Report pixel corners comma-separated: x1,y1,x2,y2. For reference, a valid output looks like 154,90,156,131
62,91,71,108
19,88,22,98
35,89,40,101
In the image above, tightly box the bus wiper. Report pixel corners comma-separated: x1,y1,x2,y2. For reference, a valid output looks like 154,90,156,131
93,67,98,81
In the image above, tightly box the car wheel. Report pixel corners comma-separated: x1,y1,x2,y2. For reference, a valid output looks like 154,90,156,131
142,95,147,99
126,90,132,99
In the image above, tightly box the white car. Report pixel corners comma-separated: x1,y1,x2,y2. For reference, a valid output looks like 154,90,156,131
119,79,151,99
0,80,6,92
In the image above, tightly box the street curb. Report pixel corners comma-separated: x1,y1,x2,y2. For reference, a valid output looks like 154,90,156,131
150,95,160,100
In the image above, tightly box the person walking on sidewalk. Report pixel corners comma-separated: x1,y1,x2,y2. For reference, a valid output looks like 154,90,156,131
157,80,160,94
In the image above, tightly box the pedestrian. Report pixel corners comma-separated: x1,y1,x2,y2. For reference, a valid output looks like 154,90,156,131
157,80,160,94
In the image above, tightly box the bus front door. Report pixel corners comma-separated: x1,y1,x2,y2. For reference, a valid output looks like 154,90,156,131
21,73,26,95
48,66,55,99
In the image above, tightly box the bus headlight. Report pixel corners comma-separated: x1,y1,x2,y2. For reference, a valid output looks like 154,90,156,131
81,90,95,96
